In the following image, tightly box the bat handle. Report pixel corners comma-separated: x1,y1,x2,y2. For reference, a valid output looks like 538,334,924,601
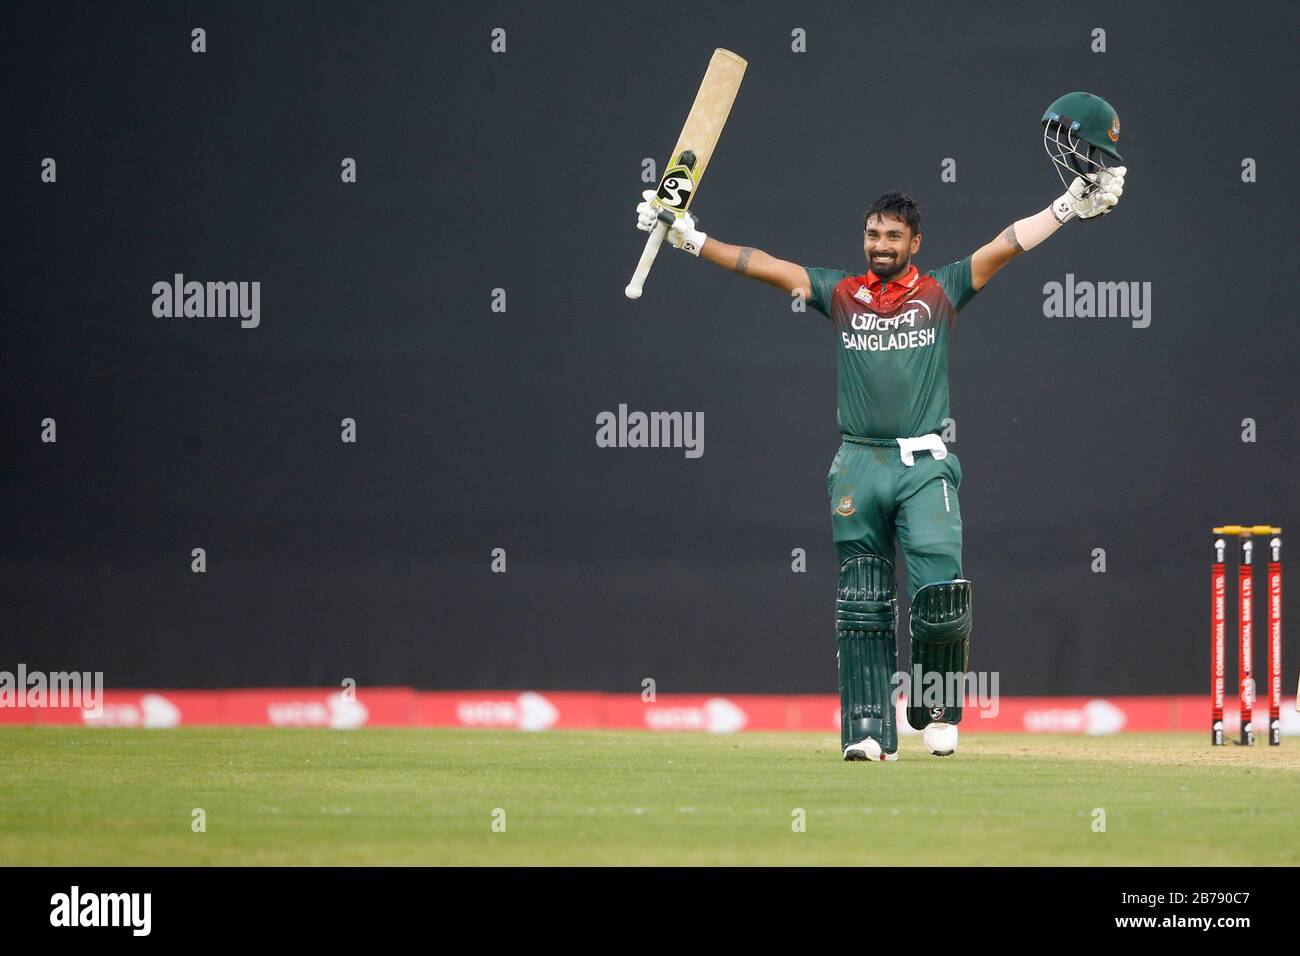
625,218,670,299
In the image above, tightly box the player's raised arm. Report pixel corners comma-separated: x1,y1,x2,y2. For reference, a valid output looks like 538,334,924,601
699,237,811,299
969,164,1126,291
972,91,1130,292
633,193,811,299
624,48,747,300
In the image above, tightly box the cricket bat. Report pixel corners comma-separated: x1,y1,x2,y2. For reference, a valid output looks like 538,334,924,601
625,48,747,300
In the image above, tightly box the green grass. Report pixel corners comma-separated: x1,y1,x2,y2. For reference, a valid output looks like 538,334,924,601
1,728,1297,865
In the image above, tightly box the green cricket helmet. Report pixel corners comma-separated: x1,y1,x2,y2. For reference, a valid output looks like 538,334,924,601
1041,91,1123,193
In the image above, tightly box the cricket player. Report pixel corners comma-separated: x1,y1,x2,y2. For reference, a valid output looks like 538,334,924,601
634,92,1126,760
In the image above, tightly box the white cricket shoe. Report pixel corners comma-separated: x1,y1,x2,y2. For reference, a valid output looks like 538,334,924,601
923,722,958,756
843,738,898,761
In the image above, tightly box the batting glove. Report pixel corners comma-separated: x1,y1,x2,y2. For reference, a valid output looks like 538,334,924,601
1052,165,1127,223
635,190,707,255
635,190,661,232
665,212,706,255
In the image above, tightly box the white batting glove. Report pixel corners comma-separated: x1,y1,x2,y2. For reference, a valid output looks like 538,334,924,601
635,190,707,255
635,190,660,232
665,212,707,255
1052,165,1127,223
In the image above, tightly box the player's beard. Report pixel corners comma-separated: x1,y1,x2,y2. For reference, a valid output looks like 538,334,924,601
868,250,910,280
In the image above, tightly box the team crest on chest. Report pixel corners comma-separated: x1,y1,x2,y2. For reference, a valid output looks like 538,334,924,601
836,495,856,517
853,285,873,305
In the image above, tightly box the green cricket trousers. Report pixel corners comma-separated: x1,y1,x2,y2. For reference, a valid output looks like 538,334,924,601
826,436,963,597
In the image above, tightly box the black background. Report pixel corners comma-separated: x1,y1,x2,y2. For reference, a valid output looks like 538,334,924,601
2,1,1295,694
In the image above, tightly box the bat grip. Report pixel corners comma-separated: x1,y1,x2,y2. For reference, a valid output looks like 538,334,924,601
625,219,670,299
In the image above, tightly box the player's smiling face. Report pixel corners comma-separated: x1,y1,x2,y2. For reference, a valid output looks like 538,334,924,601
863,213,921,280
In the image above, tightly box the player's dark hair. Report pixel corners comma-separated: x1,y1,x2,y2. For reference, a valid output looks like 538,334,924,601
864,192,921,237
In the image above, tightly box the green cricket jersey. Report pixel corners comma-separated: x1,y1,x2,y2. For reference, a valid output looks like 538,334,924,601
806,256,978,439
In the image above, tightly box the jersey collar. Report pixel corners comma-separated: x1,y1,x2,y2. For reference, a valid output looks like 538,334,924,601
864,263,919,292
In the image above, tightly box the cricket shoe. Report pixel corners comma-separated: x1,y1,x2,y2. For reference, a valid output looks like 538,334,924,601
843,738,898,761
923,722,958,756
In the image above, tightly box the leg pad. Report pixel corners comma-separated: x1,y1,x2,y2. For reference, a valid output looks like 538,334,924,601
836,555,898,753
907,579,972,730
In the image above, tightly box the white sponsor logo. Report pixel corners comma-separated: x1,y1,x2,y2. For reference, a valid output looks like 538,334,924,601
645,697,747,733
850,306,930,331
1023,698,1126,734
267,692,369,729
455,692,558,731
842,300,936,351
84,693,180,728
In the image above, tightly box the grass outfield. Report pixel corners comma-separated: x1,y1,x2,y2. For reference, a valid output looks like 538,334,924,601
1,728,1297,865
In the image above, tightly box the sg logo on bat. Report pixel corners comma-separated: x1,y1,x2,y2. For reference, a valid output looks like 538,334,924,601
655,162,696,213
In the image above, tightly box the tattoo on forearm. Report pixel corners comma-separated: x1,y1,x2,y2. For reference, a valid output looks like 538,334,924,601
733,247,755,274
1002,225,1023,252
